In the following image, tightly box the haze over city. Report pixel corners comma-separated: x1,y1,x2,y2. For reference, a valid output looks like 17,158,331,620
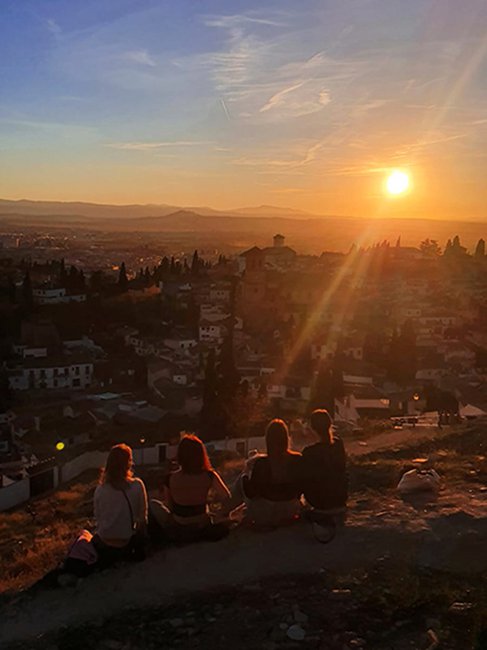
2,2,487,649
1,0,486,220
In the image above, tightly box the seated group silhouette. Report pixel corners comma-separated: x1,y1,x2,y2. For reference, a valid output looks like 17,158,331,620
60,409,348,578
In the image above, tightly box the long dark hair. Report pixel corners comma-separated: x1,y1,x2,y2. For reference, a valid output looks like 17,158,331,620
101,443,133,486
265,419,290,458
310,409,333,445
177,434,212,474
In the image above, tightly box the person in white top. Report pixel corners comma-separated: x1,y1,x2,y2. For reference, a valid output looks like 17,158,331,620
93,444,148,566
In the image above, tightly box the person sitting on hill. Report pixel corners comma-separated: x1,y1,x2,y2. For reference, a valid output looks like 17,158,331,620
242,419,302,527
149,434,231,542
301,409,348,514
93,443,148,566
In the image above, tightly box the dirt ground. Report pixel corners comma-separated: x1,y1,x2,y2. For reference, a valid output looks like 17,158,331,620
1,421,487,648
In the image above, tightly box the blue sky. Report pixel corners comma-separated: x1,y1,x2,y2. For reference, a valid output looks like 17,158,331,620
1,0,486,218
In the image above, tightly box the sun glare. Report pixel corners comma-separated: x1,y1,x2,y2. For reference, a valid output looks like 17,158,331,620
386,170,410,195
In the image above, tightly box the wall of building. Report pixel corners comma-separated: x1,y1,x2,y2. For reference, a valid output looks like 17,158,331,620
0,478,30,511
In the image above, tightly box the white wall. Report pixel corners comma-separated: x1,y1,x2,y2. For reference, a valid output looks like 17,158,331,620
61,450,108,483
0,478,30,511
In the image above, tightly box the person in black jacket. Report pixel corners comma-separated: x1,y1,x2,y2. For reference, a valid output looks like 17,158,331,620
301,409,348,511
243,419,302,527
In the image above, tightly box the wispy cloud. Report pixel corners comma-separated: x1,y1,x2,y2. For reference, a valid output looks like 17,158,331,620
46,18,61,35
202,13,287,29
123,50,156,67
232,139,326,170
260,82,305,112
107,140,213,151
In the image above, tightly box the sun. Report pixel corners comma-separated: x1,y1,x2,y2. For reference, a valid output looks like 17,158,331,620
386,170,410,195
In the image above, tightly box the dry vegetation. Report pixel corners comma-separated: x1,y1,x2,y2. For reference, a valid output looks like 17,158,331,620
1,421,486,597
0,473,97,594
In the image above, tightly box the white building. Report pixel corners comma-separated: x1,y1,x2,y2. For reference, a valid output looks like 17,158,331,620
199,321,225,344
8,360,94,391
32,287,87,305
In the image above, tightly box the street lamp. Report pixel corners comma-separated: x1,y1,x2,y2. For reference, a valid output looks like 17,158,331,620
55,440,66,483
140,437,146,466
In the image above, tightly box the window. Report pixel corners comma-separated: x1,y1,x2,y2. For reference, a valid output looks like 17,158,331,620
72,378,81,387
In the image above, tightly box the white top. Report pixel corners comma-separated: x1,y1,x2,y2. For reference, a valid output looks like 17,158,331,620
94,478,148,542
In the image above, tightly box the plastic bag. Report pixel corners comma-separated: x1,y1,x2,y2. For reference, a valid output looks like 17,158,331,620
397,468,441,494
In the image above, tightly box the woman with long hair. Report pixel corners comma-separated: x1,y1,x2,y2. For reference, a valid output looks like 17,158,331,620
150,434,231,542
93,443,148,565
243,419,302,527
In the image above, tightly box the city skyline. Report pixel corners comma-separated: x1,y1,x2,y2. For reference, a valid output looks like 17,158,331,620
1,0,486,219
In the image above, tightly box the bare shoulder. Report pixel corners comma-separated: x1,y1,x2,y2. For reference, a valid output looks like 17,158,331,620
130,477,146,491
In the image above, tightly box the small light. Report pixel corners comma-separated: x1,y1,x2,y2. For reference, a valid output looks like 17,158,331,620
413,393,420,401
140,437,146,445
55,441,65,451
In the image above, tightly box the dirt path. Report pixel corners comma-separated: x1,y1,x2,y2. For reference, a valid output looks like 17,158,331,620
346,424,450,457
2,482,487,646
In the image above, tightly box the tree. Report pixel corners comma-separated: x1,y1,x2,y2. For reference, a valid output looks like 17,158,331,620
308,363,334,414
420,239,441,258
387,321,417,385
78,269,86,290
7,277,16,304
144,266,151,286
59,258,67,285
22,271,33,311
191,250,200,275
90,270,104,294
217,334,240,399
0,367,13,412
445,235,467,258
118,262,128,292
475,238,485,259
200,350,224,440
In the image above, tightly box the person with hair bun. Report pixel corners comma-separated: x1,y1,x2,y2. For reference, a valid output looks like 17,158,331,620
243,419,302,527
301,409,348,512
93,443,148,565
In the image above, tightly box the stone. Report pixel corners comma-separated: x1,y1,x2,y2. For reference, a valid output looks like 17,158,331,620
104,641,124,650
287,624,306,641
243,583,262,592
448,602,473,614
331,589,352,598
293,610,309,624
169,618,184,628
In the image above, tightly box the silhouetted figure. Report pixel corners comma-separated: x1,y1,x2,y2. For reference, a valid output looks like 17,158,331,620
301,409,348,511
243,419,302,527
149,434,231,543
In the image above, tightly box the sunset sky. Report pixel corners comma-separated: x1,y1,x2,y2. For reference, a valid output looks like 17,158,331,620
1,0,486,219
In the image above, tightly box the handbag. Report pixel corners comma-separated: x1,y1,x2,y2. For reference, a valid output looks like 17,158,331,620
120,487,147,561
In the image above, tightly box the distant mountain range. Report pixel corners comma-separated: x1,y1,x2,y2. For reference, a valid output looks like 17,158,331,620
0,198,485,252
0,199,318,221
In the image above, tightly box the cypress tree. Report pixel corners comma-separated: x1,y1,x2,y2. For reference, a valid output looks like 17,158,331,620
118,262,128,292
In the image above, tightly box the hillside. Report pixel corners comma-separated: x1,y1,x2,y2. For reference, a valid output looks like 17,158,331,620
0,199,317,221
1,199,485,253
1,422,487,647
